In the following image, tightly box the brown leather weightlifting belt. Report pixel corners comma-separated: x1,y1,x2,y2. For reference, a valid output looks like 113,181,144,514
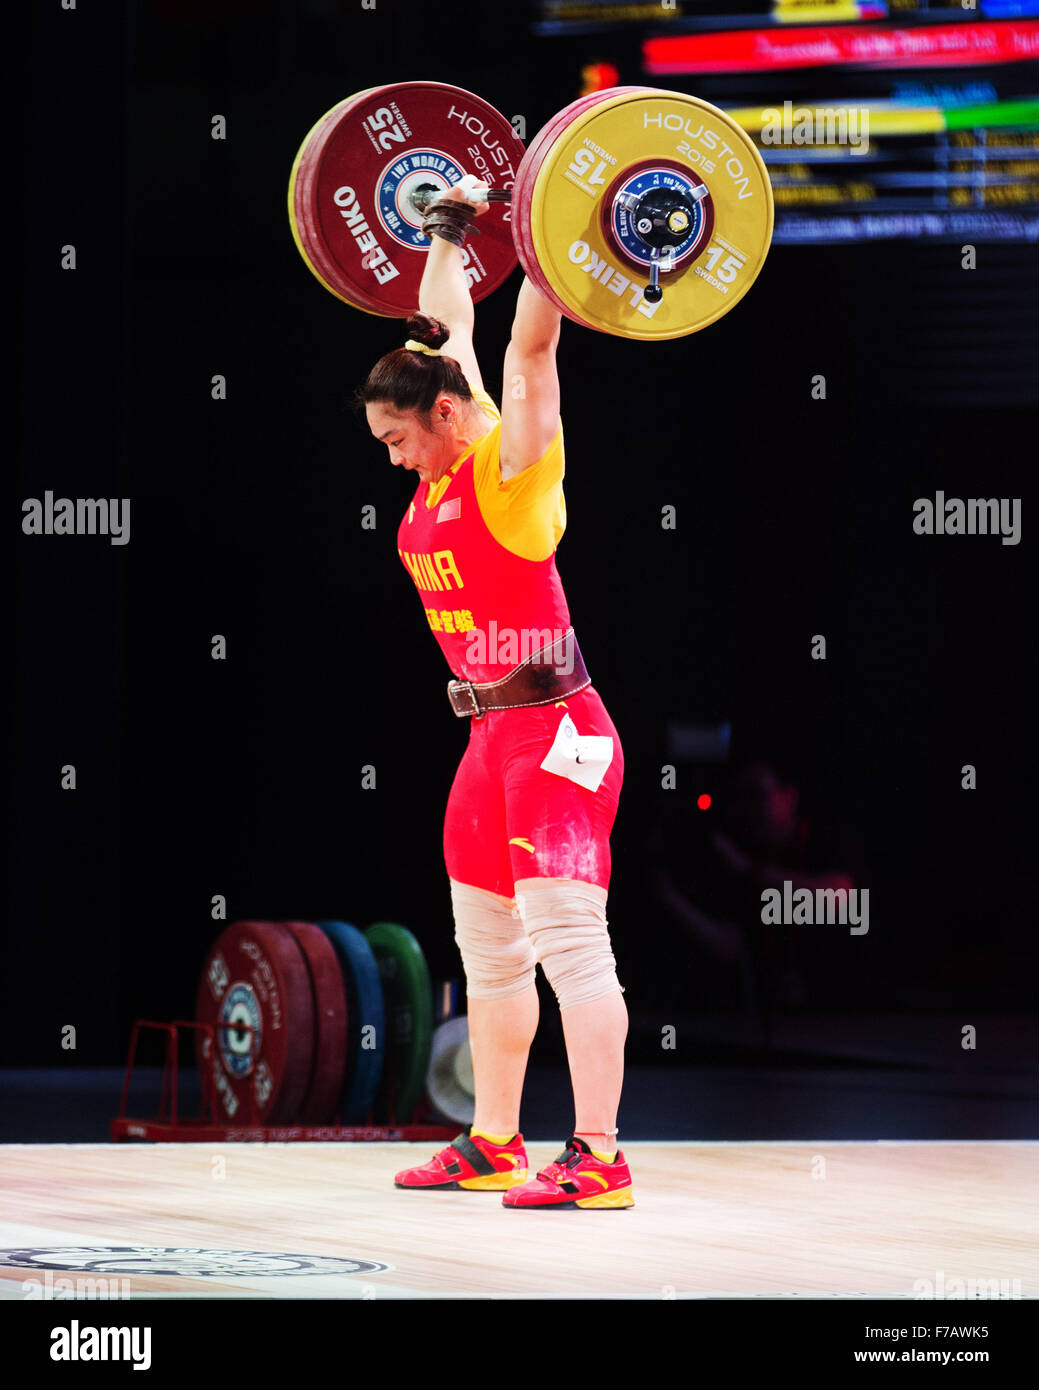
447,628,590,719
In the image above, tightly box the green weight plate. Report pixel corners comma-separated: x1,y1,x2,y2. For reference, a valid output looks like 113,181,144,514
364,921,434,1124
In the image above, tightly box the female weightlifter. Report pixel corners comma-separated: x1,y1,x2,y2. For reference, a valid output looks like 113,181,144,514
357,178,633,1209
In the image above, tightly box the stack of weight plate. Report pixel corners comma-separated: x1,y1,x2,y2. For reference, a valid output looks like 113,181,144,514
195,918,449,1127
288,81,773,340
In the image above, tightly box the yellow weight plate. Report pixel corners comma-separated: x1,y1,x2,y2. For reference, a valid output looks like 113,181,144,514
528,88,774,340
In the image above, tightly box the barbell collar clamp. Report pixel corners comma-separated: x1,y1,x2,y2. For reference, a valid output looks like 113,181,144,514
644,247,677,306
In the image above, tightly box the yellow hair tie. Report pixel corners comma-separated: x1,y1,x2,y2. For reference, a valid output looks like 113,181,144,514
405,338,442,356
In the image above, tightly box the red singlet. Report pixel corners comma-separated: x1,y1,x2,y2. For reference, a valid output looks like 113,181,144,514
396,387,624,896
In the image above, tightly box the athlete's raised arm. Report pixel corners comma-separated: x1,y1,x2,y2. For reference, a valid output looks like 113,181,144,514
500,276,563,482
417,192,486,392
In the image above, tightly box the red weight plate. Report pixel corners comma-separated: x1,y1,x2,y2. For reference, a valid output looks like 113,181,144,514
280,921,348,1124
514,87,650,320
292,82,524,316
512,112,574,307
290,86,391,315
513,88,648,326
512,94,616,309
195,921,314,1125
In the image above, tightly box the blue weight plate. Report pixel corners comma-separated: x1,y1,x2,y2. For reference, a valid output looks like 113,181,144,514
316,920,385,1123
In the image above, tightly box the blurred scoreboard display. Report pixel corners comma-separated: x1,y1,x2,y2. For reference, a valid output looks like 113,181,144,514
535,0,1039,243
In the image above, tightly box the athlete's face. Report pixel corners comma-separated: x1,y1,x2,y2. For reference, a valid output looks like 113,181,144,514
367,401,449,484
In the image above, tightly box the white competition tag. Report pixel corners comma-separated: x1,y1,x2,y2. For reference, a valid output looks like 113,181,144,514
540,712,614,793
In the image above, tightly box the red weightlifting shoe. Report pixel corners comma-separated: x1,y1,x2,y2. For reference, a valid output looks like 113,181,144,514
502,1136,634,1209
394,1129,528,1191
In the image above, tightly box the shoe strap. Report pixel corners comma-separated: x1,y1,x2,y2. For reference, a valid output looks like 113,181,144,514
536,1160,572,1183
449,1132,499,1177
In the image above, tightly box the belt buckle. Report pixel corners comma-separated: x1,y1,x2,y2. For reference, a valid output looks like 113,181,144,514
448,678,484,719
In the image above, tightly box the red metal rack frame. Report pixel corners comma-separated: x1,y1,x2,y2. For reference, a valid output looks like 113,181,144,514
111,1018,457,1143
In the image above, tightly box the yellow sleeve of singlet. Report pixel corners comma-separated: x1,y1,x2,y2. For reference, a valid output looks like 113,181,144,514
467,385,566,562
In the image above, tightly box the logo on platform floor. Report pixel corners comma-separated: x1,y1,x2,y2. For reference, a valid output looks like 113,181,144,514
1,1247,389,1278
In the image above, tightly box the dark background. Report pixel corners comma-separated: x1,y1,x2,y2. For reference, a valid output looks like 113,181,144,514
12,2,1038,1128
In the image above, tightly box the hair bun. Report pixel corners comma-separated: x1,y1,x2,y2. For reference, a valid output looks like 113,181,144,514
404,312,450,350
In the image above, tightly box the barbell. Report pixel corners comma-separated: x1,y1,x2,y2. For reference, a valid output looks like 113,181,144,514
288,81,774,342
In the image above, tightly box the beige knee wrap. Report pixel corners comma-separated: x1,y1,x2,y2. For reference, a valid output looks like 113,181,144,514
514,879,624,1009
450,878,537,1000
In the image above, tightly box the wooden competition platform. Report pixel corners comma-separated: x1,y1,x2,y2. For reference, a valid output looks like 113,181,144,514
2,1141,1036,1299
